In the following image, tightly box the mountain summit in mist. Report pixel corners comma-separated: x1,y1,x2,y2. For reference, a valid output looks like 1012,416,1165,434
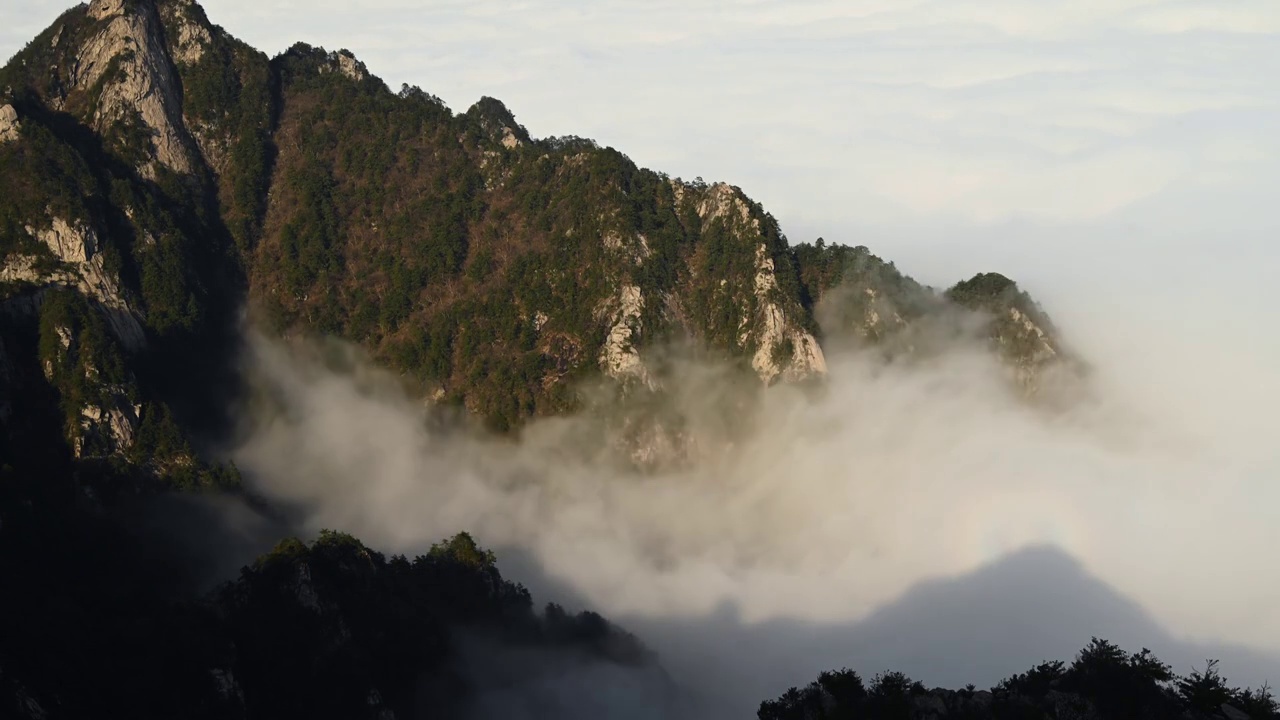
0,1,1272,719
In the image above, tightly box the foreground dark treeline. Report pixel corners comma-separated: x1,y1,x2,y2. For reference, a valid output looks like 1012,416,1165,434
0,496,673,719
761,640,1278,720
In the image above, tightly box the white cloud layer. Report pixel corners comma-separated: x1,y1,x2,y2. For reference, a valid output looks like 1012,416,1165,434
227,265,1280,712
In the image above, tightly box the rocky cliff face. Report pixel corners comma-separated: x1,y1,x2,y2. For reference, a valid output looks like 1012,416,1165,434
76,0,198,178
593,181,825,389
3,216,146,351
685,182,826,384
0,0,247,479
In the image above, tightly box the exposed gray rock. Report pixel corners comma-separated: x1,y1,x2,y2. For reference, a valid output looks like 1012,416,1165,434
36,318,141,457
87,0,126,20
0,254,39,285
75,0,197,177
997,305,1063,393
602,229,651,266
77,397,140,457
167,7,212,65
692,182,826,384
748,242,827,383
597,283,653,386
336,52,365,81
11,218,146,351
0,104,20,143
318,50,367,82
499,126,522,149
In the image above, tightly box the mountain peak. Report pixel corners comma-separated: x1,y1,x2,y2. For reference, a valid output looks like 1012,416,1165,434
465,95,530,148
946,272,1073,391
0,0,200,177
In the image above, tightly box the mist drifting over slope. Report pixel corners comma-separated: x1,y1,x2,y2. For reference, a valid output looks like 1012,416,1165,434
228,244,1280,715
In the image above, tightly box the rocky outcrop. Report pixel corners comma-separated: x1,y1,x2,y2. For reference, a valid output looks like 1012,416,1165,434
693,183,827,384
998,305,1061,391
816,282,916,347
75,395,141,458
335,51,366,82
37,313,142,459
597,284,654,386
798,242,933,350
0,104,20,144
603,229,652,267
797,245,1076,394
317,49,367,82
946,272,1072,395
74,0,196,178
159,0,213,65
747,243,827,383
594,182,823,392
857,286,908,339
465,96,532,150
695,181,756,227
6,217,145,351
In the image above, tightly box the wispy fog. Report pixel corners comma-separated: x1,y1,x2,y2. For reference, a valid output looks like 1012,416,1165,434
224,255,1280,715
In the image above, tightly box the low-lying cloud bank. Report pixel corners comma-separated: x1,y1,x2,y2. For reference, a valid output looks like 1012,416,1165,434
226,274,1280,715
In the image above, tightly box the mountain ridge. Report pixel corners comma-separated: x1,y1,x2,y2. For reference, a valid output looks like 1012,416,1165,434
1,0,1074,475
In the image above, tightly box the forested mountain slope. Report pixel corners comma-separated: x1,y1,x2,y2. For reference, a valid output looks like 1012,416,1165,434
1,0,1068,459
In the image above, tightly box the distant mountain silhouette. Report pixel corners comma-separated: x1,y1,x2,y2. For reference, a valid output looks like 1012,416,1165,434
614,545,1280,719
